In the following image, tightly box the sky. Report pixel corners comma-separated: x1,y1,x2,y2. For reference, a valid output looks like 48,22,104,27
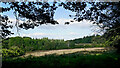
1,2,99,40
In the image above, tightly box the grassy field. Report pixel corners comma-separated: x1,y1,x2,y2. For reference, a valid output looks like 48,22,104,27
2,47,120,68
22,47,106,57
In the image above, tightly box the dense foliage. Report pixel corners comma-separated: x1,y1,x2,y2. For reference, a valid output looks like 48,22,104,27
2,46,25,58
68,35,94,44
2,36,75,52
68,35,105,44
2,34,108,58
105,35,120,52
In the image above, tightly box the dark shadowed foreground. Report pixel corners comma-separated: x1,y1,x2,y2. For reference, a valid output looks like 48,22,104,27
2,47,120,68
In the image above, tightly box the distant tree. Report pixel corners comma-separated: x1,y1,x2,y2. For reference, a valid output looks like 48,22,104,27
69,35,95,44
92,35,106,44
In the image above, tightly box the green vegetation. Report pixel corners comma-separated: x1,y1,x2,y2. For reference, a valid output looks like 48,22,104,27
2,35,106,58
68,35,94,43
2,50,120,68
1,2,120,68
2,35,114,68
2,46,25,58
67,35,105,48
2,37,74,51
2,36,74,58
1,34,119,68
3,35,105,52
105,35,120,53
68,35,105,44
74,44,105,48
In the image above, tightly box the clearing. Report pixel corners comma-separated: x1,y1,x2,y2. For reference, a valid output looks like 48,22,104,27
22,47,110,57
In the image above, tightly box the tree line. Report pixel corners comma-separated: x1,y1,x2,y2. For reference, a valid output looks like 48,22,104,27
2,35,106,58
2,36,74,58
68,35,105,44
2,37,75,51
2,33,118,59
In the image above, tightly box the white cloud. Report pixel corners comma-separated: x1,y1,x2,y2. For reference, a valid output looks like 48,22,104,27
56,18,93,29
26,33,47,36
21,33,53,37
9,18,98,40
69,32,79,35
9,18,94,30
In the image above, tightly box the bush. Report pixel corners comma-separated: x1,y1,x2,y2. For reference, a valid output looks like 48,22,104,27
2,46,25,58
105,35,120,53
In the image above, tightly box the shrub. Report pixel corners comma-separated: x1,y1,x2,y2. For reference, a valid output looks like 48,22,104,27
105,35,120,53
2,46,25,58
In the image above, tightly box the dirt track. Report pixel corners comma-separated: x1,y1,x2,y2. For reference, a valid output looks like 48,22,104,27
22,47,107,57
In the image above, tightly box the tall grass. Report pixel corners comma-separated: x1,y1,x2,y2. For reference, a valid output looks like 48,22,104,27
2,50,120,68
